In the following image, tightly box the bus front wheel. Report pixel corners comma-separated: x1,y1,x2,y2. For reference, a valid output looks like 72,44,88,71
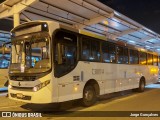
81,85,97,107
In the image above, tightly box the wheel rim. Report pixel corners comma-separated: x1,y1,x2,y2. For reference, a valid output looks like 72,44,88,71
84,89,94,101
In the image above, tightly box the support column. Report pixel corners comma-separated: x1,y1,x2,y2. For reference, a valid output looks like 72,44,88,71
14,13,20,27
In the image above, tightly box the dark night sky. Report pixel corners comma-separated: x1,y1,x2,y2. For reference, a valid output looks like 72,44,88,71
99,0,160,34
0,0,5,3
1,0,160,34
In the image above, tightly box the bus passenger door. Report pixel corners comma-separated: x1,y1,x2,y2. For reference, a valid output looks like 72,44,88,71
56,43,77,102
54,31,77,102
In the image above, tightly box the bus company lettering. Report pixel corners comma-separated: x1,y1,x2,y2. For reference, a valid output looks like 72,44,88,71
92,69,104,75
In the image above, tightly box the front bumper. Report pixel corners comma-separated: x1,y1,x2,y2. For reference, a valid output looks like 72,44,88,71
8,86,53,104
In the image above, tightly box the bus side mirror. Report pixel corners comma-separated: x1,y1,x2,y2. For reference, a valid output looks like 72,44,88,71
2,42,11,55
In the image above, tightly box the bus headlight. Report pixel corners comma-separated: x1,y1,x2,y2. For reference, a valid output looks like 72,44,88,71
33,80,50,92
8,84,12,89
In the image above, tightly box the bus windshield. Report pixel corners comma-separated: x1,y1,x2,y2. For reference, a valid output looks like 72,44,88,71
9,37,51,74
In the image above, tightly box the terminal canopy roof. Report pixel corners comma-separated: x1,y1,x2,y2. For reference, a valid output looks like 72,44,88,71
0,0,160,53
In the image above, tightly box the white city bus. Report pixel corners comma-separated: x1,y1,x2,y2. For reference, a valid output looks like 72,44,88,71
8,21,159,106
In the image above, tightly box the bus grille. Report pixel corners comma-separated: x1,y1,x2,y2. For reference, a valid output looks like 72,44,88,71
10,76,36,81
12,86,33,91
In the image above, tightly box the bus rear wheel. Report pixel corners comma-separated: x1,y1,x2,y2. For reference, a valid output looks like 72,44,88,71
81,85,97,107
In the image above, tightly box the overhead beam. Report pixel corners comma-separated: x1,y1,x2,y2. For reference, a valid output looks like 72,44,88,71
0,0,38,19
152,43,160,47
116,28,142,37
39,0,89,21
140,36,153,42
105,28,142,41
2,4,12,9
74,13,114,29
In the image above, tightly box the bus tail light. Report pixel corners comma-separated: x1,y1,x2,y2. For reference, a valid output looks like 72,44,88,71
33,80,50,92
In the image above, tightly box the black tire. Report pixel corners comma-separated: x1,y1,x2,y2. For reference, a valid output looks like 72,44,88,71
138,80,145,92
81,85,97,107
132,79,145,92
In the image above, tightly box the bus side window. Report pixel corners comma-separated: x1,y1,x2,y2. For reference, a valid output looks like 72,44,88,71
116,46,124,64
129,49,139,64
139,52,147,65
102,42,110,62
90,40,100,61
124,48,129,64
153,55,158,66
81,39,90,61
81,38,100,62
102,42,116,63
147,54,153,65
108,43,116,63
